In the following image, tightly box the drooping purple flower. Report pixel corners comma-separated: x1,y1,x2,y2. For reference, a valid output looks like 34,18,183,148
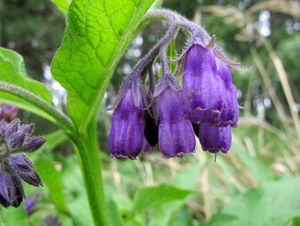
217,61,239,127
0,105,18,121
154,74,195,158
182,44,224,125
198,123,232,153
108,77,145,159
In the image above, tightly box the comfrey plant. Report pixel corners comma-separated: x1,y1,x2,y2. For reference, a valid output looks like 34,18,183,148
108,11,239,159
0,119,45,208
0,3,240,225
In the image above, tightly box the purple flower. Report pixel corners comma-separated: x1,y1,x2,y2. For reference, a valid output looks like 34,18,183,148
24,195,39,215
108,77,145,159
182,44,224,125
0,169,24,208
198,123,232,153
155,74,195,158
0,105,18,121
217,61,239,127
0,119,44,208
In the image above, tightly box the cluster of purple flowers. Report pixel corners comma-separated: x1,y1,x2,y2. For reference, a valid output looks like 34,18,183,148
0,116,45,208
108,30,239,159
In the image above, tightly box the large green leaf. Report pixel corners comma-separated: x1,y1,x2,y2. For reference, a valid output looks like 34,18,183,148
0,47,54,121
203,177,300,226
132,184,194,216
51,0,71,14
51,0,155,130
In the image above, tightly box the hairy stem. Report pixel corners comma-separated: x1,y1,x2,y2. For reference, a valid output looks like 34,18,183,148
0,82,76,137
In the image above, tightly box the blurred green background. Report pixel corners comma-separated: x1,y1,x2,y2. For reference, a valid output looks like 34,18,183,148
0,0,300,225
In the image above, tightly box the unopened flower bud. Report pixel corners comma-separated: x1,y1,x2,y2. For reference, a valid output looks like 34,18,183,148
9,154,42,186
21,136,45,152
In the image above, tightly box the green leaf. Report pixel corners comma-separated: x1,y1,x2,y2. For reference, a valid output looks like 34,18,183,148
0,206,27,226
35,157,67,213
150,201,183,226
205,177,300,226
51,0,71,14
132,184,194,216
51,0,155,131
232,143,275,183
0,47,54,121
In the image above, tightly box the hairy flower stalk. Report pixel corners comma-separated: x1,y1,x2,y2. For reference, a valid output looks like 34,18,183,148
0,119,45,208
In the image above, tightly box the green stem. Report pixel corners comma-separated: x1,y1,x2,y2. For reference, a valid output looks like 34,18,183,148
0,82,76,137
74,121,109,226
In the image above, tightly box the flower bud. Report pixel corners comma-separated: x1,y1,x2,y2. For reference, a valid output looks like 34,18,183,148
0,171,15,208
6,131,26,150
0,169,24,208
0,105,18,121
3,119,19,138
9,154,42,186
24,195,38,215
199,123,232,153
21,136,45,152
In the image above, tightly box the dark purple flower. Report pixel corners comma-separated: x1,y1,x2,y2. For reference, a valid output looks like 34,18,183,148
0,119,45,208
0,168,24,208
217,61,239,127
108,77,145,159
182,44,224,125
199,123,232,153
155,74,195,158
0,105,18,121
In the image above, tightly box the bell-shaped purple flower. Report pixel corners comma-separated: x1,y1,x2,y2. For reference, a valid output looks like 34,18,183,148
155,74,195,158
217,61,239,127
182,44,224,125
108,77,145,159
199,123,232,153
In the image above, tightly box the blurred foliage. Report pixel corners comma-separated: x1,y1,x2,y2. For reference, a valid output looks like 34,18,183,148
1,0,300,225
